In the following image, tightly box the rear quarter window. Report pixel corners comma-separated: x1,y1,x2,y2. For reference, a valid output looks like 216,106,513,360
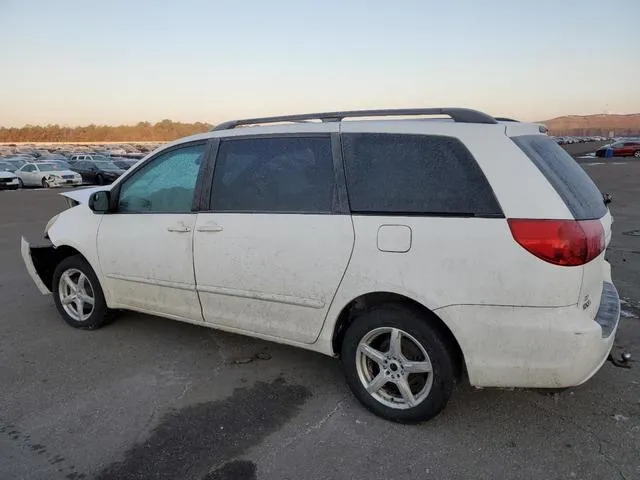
511,135,607,220
341,133,502,216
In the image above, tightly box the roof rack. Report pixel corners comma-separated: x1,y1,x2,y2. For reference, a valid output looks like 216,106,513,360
211,108,498,131
494,117,519,122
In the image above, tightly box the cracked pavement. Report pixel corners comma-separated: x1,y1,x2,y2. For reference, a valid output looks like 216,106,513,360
0,158,639,479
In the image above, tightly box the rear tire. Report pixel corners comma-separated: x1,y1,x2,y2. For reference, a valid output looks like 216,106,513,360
634,150,640,158
52,255,112,330
341,303,455,423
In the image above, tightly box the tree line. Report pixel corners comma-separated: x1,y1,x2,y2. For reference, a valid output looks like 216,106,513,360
0,120,213,142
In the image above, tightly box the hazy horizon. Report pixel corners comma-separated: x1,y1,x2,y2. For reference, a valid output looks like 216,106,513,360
1,0,639,128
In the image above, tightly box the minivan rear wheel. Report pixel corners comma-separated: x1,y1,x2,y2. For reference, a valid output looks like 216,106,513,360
341,304,455,423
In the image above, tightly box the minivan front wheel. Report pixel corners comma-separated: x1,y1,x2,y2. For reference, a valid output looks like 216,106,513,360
52,255,111,329
341,304,455,423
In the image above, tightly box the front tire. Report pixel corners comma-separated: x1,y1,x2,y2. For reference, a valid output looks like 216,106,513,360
41,178,50,188
634,150,640,158
341,304,455,423
52,255,111,330
17,178,24,188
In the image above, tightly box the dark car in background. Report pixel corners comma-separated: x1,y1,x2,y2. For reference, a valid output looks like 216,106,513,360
595,141,640,158
111,158,138,170
71,160,126,185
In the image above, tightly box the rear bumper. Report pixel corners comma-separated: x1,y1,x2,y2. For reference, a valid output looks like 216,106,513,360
437,284,620,388
21,237,53,294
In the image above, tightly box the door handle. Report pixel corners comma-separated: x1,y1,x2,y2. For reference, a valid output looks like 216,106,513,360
167,225,192,233
196,225,223,233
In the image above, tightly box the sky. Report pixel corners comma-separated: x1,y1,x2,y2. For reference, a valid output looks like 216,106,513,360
0,0,639,127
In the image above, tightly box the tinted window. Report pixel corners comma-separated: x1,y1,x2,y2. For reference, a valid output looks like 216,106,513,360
342,133,501,216
512,135,607,220
118,143,205,213
211,137,335,213
23,164,35,172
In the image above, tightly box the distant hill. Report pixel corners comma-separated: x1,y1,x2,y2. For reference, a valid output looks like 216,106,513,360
0,120,213,143
541,114,640,136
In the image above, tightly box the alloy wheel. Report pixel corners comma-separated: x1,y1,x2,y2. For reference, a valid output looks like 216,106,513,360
58,268,95,322
355,327,433,409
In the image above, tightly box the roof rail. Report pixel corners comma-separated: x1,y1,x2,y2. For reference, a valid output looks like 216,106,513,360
495,117,520,122
211,108,498,131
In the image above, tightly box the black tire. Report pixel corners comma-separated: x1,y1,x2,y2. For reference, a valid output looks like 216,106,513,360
341,303,455,423
41,178,49,188
96,174,104,185
17,178,24,188
634,150,640,159
52,255,112,330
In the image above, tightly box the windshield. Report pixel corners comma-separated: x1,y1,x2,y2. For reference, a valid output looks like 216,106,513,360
96,161,122,171
39,163,66,172
92,155,110,162
0,162,16,172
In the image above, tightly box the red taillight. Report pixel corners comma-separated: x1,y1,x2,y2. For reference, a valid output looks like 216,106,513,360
508,219,605,266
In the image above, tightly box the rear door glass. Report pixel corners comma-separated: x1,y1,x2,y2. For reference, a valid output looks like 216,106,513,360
511,135,606,220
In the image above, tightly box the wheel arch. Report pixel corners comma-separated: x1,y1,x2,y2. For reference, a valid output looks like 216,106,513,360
331,291,466,379
30,244,87,292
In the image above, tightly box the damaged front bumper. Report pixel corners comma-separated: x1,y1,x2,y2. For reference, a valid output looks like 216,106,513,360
21,237,53,294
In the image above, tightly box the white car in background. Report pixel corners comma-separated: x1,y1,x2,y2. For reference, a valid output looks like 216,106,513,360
0,161,20,190
16,162,82,188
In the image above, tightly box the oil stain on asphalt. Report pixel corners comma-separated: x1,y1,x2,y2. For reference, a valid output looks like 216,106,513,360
94,378,310,480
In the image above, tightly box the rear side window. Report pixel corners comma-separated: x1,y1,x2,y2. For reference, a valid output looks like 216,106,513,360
341,133,501,216
512,135,606,220
211,136,335,213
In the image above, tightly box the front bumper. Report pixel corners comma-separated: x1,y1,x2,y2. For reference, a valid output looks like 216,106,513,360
21,237,53,295
46,176,82,187
0,178,19,189
436,283,620,388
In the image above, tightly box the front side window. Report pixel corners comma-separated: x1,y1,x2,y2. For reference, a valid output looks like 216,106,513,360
118,143,206,213
211,136,335,213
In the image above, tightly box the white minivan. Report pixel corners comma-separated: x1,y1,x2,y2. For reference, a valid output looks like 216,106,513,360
22,108,620,422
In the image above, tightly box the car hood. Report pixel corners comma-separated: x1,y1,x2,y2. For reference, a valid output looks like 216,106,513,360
43,169,78,177
60,186,109,204
0,171,16,178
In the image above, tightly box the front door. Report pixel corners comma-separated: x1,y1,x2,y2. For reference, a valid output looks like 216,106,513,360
194,134,354,344
97,142,208,321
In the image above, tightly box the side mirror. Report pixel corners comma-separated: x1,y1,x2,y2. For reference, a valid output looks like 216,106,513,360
89,190,111,213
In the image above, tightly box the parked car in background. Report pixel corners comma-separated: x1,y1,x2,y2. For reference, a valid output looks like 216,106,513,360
595,141,640,158
38,159,73,170
21,108,619,423
39,154,70,162
69,154,111,164
16,162,82,188
0,160,17,172
106,147,127,156
71,160,126,185
0,161,20,190
111,158,138,170
4,158,27,169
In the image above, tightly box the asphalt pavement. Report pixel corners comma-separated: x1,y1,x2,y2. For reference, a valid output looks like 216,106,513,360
0,159,639,480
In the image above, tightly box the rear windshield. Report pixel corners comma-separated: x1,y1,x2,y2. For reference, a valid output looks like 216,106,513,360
512,135,607,220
